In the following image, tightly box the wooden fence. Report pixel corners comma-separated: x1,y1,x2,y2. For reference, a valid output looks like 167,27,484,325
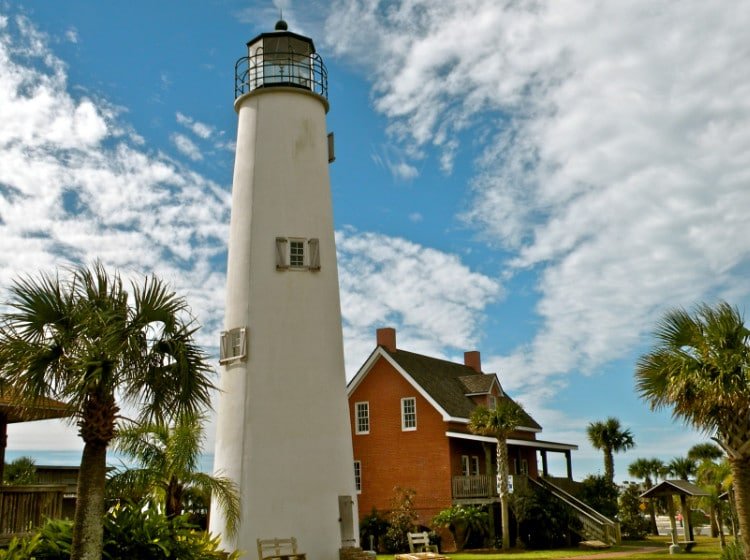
0,485,65,543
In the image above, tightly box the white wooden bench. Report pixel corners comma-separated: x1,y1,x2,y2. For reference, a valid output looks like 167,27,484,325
257,538,307,560
407,532,439,554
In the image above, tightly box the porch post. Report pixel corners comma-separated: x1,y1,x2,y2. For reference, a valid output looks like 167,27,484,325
0,413,7,483
540,450,548,477
565,450,573,479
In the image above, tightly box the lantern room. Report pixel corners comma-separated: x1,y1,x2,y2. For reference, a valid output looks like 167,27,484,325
235,20,328,99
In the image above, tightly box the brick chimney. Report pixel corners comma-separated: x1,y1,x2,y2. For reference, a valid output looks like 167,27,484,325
376,327,397,352
464,351,481,373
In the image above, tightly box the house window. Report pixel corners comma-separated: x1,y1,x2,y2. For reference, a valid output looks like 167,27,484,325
461,455,470,476
488,395,497,409
276,237,321,271
401,397,416,431
354,461,362,493
470,456,480,475
219,327,247,364
520,459,529,475
355,402,370,434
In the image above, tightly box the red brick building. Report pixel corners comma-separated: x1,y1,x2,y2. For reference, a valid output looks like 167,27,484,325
347,327,578,531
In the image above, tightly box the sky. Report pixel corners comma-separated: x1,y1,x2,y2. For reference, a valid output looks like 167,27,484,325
2,0,750,483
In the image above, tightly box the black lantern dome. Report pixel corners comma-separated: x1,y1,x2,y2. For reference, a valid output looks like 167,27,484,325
234,22,328,99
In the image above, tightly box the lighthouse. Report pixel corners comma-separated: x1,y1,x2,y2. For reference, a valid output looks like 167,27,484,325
210,21,358,559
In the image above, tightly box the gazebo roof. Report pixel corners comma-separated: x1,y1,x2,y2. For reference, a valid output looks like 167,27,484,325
0,389,72,423
640,479,709,499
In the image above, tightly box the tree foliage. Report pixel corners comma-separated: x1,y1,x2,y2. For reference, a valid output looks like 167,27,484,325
3,456,37,485
0,263,214,560
108,413,239,537
586,417,635,484
468,400,526,550
635,301,750,555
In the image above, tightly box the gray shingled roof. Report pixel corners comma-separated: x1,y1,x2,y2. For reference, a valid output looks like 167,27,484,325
385,348,542,430
640,479,709,498
458,375,495,394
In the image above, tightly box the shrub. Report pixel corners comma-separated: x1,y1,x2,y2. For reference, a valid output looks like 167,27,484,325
510,484,581,549
3,456,37,485
618,484,650,540
359,507,390,552
578,475,619,519
20,501,240,560
382,487,418,553
721,541,744,560
432,505,488,551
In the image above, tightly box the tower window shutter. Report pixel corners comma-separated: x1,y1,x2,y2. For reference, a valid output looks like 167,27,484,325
276,237,289,269
220,331,229,361
308,238,320,271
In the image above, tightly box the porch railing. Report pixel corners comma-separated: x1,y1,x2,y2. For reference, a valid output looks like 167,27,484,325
452,475,496,499
0,485,65,542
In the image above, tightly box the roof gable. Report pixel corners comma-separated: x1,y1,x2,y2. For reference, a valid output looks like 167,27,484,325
348,346,541,430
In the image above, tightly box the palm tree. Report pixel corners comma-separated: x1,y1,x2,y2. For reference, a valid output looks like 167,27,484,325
668,456,697,481
586,417,635,484
635,301,750,555
108,413,239,536
697,458,732,545
0,263,213,560
688,442,724,463
468,400,526,550
628,457,664,535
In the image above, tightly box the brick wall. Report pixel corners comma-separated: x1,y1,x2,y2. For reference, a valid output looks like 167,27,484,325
349,353,452,527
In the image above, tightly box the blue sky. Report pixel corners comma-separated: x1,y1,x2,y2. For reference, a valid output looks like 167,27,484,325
3,0,749,483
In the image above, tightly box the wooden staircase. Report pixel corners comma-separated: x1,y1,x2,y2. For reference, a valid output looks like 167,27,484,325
531,477,621,545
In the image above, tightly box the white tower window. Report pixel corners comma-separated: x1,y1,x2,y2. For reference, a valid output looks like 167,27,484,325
275,237,321,271
219,327,248,364
355,401,369,434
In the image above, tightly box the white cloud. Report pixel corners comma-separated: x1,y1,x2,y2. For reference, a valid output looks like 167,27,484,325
176,111,214,139
171,132,203,160
326,0,750,404
64,27,78,44
337,228,502,376
0,14,229,356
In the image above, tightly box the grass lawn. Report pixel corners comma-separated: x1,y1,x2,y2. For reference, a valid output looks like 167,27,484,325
375,535,727,560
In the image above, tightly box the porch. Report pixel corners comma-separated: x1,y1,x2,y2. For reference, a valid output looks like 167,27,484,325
0,485,65,544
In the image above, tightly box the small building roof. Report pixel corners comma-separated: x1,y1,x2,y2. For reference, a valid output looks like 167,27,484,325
640,479,709,498
0,389,72,423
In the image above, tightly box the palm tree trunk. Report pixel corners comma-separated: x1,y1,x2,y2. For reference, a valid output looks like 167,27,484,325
482,443,496,546
497,437,511,550
71,440,107,560
729,457,750,556
649,501,659,535
604,448,614,484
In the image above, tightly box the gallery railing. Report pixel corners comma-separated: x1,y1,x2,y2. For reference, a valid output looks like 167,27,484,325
235,48,328,99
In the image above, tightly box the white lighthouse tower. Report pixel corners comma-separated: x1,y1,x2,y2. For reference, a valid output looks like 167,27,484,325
210,21,358,559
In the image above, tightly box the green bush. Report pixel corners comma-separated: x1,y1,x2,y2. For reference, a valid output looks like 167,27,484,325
359,507,390,552
3,456,37,485
617,484,650,540
720,541,744,560
0,534,42,560
382,487,418,553
510,484,581,549
578,475,619,519
432,505,488,551
13,501,240,560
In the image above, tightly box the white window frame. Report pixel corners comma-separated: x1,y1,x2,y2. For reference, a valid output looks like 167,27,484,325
470,455,480,476
354,460,362,493
401,397,417,431
275,237,321,271
520,458,529,475
488,395,497,409
461,455,470,476
219,327,247,364
355,402,370,435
